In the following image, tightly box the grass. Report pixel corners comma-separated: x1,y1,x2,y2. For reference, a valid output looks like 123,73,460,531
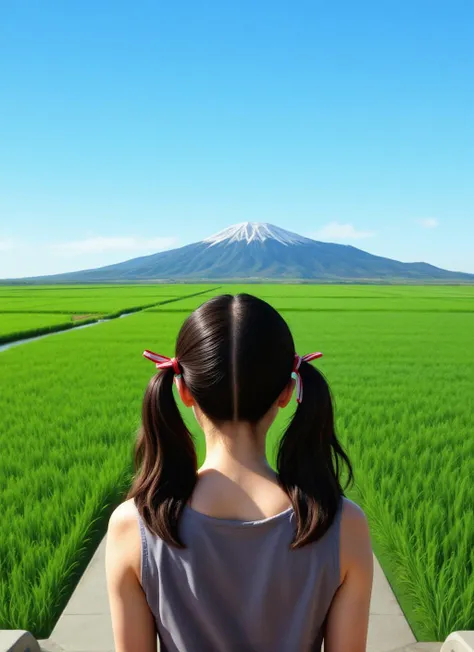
0,313,97,345
0,284,215,314
147,284,474,314
269,309,474,640
0,284,472,640
0,285,220,343
0,313,180,636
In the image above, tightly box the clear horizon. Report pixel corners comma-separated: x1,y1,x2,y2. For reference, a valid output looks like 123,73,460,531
1,1,473,278
1,220,472,280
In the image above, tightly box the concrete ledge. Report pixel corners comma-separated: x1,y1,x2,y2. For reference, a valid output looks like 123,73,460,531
38,641,65,652
391,644,441,651
0,631,41,652
441,632,474,652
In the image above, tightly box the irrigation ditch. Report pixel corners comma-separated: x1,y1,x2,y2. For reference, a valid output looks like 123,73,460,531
0,286,221,352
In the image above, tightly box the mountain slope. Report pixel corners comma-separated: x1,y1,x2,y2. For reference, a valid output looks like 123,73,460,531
8,222,474,283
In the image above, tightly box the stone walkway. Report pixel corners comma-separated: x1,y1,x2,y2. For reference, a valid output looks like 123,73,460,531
40,536,431,652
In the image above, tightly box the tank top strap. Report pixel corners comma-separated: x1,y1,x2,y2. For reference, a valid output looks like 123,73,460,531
135,503,153,588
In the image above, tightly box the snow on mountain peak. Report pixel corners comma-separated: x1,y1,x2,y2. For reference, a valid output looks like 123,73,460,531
203,222,311,247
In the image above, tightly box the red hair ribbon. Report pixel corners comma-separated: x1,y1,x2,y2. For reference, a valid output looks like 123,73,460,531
292,352,323,403
143,350,181,376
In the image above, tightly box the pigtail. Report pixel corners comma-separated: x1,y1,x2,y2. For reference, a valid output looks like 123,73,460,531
128,367,197,548
277,361,353,549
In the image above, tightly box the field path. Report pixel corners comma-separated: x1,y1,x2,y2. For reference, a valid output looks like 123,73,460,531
45,538,419,652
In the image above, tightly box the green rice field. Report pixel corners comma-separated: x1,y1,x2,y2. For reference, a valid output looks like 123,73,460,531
0,284,214,314
0,284,473,640
0,312,92,344
0,285,217,344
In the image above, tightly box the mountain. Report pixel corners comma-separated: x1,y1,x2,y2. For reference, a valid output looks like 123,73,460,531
8,222,474,283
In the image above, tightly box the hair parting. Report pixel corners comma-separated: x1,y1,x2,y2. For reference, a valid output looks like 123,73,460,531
230,296,239,422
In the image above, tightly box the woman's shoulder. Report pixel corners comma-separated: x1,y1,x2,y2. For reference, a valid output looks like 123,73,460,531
339,496,371,543
108,498,140,540
106,499,142,579
338,497,373,582
340,496,369,526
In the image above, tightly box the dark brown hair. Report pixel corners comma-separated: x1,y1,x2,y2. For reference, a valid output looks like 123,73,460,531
129,294,353,548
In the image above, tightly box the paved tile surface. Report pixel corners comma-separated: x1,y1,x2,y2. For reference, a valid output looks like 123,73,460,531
367,557,416,651
50,537,421,652
391,646,441,652
51,539,113,652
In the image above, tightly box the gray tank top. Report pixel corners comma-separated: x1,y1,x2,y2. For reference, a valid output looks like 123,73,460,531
137,497,344,652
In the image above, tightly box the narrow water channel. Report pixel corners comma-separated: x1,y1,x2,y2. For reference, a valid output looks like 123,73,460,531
0,312,131,354
0,287,221,354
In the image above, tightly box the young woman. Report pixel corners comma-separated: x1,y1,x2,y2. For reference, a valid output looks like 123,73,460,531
106,294,373,652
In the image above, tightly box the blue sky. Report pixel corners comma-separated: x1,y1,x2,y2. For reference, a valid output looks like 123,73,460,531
0,0,473,277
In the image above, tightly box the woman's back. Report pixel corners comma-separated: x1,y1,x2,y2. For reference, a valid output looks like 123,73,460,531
106,294,373,652
137,497,345,652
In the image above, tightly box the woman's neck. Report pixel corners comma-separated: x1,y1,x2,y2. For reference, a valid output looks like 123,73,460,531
190,413,291,520
199,420,270,476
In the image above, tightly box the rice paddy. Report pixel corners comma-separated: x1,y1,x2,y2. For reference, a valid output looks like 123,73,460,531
0,313,91,344
0,284,213,314
0,284,472,640
0,285,217,343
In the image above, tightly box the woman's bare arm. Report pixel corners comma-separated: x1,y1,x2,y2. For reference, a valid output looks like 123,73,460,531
105,500,157,652
324,500,374,652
